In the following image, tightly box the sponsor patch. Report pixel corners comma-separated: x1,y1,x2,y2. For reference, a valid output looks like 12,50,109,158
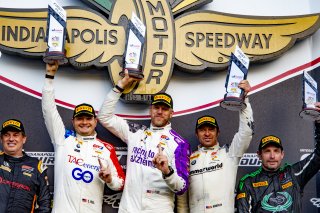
160,135,169,140
23,172,32,177
190,163,223,176
253,181,268,187
237,193,246,199
205,203,222,209
3,120,21,128
146,189,160,194
75,105,93,113
153,94,171,103
93,144,103,149
198,116,215,125
281,181,293,189
0,165,11,172
21,165,34,173
190,154,200,160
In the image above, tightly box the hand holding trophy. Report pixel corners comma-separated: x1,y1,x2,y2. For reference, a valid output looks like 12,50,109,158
119,12,146,79
43,0,68,65
299,71,320,121
220,46,250,111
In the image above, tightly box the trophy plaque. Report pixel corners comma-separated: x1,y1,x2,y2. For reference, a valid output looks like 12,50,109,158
220,46,250,111
120,12,146,79
43,0,68,65
299,71,320,121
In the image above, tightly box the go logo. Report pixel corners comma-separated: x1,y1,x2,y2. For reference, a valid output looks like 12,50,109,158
72,168,93,183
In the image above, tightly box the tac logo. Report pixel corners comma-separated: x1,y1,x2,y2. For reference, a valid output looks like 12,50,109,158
0,0,319,102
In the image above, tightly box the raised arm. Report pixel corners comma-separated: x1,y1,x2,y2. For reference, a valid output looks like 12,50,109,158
292,103,320,188
229,80,254,157
42,61,66,146
97,69,142,143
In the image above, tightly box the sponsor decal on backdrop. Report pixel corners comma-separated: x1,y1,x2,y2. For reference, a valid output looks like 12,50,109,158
239,153,261,167
26,151,127,168
103,193,122,208
310,198,320,208
0,0,319,102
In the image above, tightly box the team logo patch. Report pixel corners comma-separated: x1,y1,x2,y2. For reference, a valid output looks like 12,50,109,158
261,192,292,212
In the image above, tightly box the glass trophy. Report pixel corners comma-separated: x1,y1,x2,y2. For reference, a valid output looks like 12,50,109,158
220,46,250,111
299,71,319,121
43,0,68,65
120,12,146,79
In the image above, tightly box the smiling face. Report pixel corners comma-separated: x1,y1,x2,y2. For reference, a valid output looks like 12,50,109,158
1,130,26,157
196,125,219,147
258,145,284,171
72,115,97,136
150,104,173,127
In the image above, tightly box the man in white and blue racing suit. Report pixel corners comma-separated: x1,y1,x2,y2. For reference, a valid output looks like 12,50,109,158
98,70,190,213
178,80,254,213
42,62,125,213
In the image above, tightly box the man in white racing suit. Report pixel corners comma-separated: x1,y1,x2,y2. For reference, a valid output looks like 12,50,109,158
179,80,254,213
42,61,125,213
97,70,190,213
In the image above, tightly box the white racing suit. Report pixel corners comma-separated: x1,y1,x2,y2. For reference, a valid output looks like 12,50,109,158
98,90,190,213
179,97,254,213
42,79,125,213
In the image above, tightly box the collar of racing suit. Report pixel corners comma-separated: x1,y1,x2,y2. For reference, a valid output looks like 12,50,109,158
261,166,281,177
4,152,28,163
149,122,171,131
198,143,220,152
76,132,97,142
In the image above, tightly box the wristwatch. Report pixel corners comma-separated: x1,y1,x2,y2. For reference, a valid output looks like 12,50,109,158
162,166,174,179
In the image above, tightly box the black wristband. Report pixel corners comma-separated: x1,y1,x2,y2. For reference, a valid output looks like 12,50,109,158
115,85,124,93
45,74,54,79
162,166,174,179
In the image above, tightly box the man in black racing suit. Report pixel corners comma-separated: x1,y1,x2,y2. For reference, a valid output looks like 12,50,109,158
0,119,51,213
236,110,320,212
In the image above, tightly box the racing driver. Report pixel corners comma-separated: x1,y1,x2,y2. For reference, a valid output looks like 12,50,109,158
179,80,254,213
236,108,320,212
97,70,190,212
0,119,51,213
42,61,125,213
